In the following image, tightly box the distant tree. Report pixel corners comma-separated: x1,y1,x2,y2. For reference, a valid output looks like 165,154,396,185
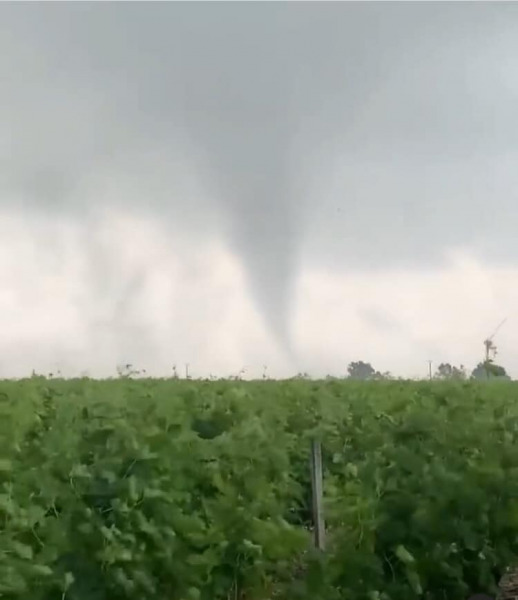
471,360,510,380
373,370,394,380
293,372,311,380
434,363,467,380
347,361,376,380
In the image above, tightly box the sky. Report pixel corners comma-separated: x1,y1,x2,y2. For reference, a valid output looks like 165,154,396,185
1,2,518,379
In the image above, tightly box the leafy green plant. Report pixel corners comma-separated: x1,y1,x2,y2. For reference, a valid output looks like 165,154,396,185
2,378,518,599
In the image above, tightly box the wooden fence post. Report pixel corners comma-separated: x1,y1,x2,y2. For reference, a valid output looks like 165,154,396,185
310,439,325,550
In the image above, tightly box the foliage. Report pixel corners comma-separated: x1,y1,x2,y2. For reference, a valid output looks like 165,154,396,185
434,363,467,380
471,361,510,380
2,378,518,599
347,361,392,381
347,361,376,380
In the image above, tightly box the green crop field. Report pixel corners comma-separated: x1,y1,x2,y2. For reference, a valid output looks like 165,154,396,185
2,377,518,600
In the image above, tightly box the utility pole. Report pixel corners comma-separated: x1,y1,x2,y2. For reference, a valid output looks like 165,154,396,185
483,317,507,378
428,360,433,381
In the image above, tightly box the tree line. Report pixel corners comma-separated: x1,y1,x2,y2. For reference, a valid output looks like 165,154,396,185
346,359,511,381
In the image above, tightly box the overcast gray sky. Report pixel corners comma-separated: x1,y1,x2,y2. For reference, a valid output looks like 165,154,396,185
1,2,518,379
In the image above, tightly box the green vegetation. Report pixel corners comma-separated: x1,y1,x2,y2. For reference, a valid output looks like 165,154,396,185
2,377,518,599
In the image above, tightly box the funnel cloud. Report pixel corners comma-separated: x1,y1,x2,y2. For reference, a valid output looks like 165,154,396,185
2,3,518,376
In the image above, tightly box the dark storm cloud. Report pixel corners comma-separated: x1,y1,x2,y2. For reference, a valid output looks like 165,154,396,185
1,2,518,348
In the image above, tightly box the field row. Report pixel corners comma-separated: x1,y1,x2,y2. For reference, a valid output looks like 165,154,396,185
2,378,518,599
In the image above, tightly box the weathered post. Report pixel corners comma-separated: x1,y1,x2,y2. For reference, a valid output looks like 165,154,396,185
310,439,325,550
